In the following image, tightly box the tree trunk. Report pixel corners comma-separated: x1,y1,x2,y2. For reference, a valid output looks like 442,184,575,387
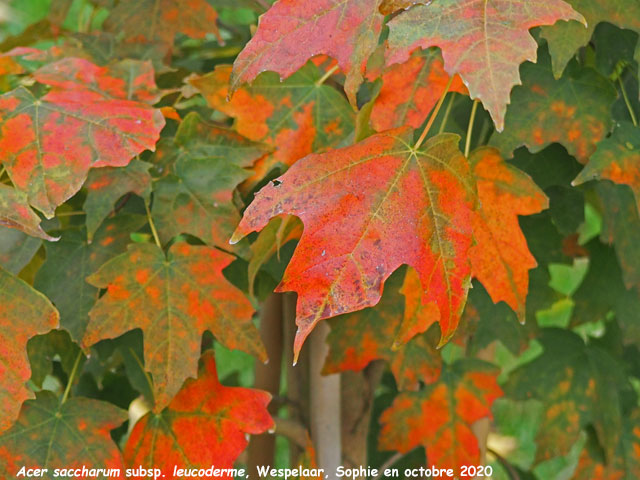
310,321,341,479
248,293,284,475
283,293,310,464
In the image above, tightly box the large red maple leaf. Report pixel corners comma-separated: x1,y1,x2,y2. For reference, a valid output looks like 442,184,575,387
232,129,475,359
124,352,273,479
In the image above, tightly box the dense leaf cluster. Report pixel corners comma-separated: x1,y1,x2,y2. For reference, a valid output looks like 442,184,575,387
0,1,639,479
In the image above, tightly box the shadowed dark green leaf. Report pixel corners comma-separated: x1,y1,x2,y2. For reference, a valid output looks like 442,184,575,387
0,391,126,478
506,328,628,463
540,0,640,77
34,214,146,341
83,159,152,242
492,49,616,164
151,112,270,248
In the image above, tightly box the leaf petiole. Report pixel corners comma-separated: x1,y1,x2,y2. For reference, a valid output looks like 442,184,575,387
414,75,454,149
464,99,479,157
129,347,155,406
438,94,456,134
61,351,83,405
619,75,638,127
144,201,163,249
315,64,340,87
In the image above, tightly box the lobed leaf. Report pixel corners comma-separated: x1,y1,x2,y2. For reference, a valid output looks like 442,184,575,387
378,360,502,477
0,57,164,218
540,0,640,77
34,57,163,104
0,392,126,479
104,0,222,47
84,242,265,409
506,329,628,462
574,123,640,215
492,49,616,163
0,267,59,433
469,147,548,321
0,184,57,241
187,63,354,185
34,215,147,342
230,0,385,104
83,160,152,242
151,112,270,248
232,130,475,359
386,0,585,130
124,352,273,478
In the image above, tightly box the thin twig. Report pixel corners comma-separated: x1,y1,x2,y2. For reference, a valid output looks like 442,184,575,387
274,417,308,449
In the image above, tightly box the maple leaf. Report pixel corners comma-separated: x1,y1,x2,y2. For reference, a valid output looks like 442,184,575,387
370,48,468,132
540,0,640,77
378,360,502,477
0,267,59,433
231,129,476,359
385,0,585,131
34,215,147,342
505,328,627,462
574,409,640,480
398,266,440,346
124,352,273,478
84,242,266,409
491,49,617,163
34,57,163,104
151,112,271,248
0,391,126,477
595,181,640,290
572,241,640,344
324,270,442,391
187,63,354,185
459,281,529,356
574,123,640,214
0,58,164,218
230,0,385,104
0,184,57,241
468,147,548,321
0,226,41,275
83,159,152,242
104,0,222,48
27,329,82,390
